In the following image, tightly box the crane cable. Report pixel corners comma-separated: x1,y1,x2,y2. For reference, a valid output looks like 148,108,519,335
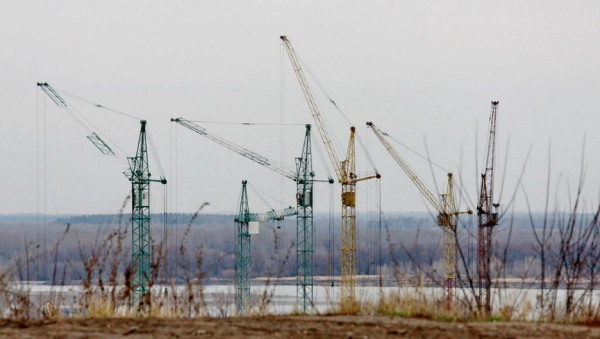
311,133,334,185
295,55,347,161
148,128,169,281
35,89,49,275
51,89,131,161
297,55,352,127
147,129,166,180
187,120,304,126
43,90,47,275
51,87,159,170
233,181,243,294
279,43,285,313
298,55,378,175
36,90,40,251
328,183,335,290
173,122,179,282
247,182,290,212
378,178,383,296
378,127,474,211
54,87,142,121
356,132,379,174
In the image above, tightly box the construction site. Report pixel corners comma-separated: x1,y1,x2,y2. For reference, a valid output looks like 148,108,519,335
2,2,600,338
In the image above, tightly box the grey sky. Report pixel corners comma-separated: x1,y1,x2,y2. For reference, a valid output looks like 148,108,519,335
1,1,599,215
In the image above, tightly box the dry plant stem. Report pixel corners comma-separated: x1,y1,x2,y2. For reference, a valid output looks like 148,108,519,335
51,224,71,285
396,227,441,291
177,202,209,317
257,226,294,316
110,195,130,313
453,224,477,314
383,220,405,289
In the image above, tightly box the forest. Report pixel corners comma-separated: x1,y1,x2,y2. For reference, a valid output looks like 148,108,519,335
0,211,546,285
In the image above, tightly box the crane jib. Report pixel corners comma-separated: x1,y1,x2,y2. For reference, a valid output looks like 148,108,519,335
37,83,67,107
172,117,297,180
280,36,343,180
87,132,116,156
37,82,137,181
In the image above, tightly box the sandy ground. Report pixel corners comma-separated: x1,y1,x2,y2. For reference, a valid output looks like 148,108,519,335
1,316,600,339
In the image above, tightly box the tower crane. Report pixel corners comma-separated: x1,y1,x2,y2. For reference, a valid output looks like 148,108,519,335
280,36,380,304
477,101,499,314
37,83,167,311
235,180,297,315
171,117,331,313
366,122,472,306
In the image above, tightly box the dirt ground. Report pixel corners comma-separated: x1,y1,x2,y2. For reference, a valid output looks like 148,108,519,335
1,315,600,339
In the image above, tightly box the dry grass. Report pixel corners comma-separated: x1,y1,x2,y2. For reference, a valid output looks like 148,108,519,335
4,190,600,328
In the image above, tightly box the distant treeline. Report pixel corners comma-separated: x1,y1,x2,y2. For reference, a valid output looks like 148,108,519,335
51,212,439,229
52,213,237,226
0,211,550,285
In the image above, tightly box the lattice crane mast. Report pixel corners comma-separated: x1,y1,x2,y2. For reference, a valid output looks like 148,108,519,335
37,82,167,311
235,180,297,315
477,101,499,314
171,117,331,313
280,36,380,305
366,122,472,306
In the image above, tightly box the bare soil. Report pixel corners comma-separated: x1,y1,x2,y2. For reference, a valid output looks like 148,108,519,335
1,315,600,339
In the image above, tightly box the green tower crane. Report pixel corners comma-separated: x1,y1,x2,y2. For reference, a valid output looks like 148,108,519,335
171,118,332,313
295,124,315,313
235,180,297,315
37,83,167,311
129,120,168,310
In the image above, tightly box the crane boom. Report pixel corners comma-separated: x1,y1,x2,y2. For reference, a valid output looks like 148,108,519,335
479,102,498,217
367,121,472,306
172,117,297,181
37,82,132,179
245,206,297,222
280,36,343,181
37,82,166,311
174,117,326,312
281,36,379,305
366,122,444,213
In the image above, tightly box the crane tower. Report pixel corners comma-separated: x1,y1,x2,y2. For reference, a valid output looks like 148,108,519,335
171,118,330,312
367,122,472,305
37,83,166,311
280,36,380,305
477,101,499,314
235,180,297,314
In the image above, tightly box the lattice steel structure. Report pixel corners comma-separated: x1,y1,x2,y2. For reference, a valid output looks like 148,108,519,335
367,122,471,306
235,181,252,315
234,180,297,315
477,101,499,314
129,120,167,310
172,118,330,313
295,125,315,313
37,83,166,312
281,37,379,305
440,174,458,304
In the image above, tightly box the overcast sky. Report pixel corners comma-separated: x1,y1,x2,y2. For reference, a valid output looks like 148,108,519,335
1,1,599,216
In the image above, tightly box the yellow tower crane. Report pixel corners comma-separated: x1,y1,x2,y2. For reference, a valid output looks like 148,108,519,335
281,36,380,304
367,122,472,306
